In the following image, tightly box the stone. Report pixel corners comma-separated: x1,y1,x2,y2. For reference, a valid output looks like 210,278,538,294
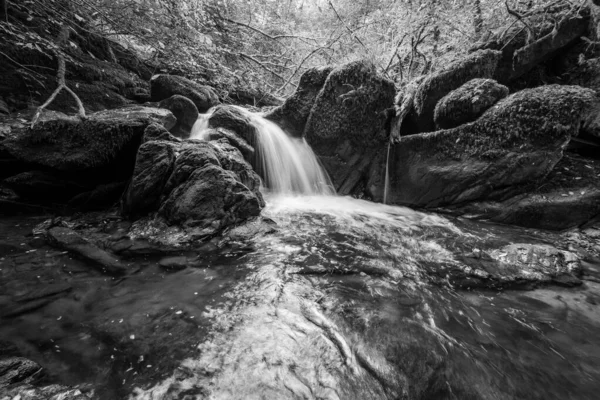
159,94,199,139
401,49,502,134
303,60,395,197
386,85,599,208
0,357,42,388
0,97,9,115
122,140,176,217
472,11,589,83
207,105,259,147
150,74,220,113
0,107,175,182
124,137,264,237
46,227,127,275
433,78,509,129
202,128,254,163
442,154,600,230
265,66,333,137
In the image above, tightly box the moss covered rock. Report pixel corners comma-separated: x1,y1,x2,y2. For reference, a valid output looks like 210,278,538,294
407,49,501,133
123,134,264,237
303,60,395,197
434,78,508,129
265,66,333,137
150,74,220,113
207,105,258,147
386,85,598,208
158,95,199,139
1,107,174,182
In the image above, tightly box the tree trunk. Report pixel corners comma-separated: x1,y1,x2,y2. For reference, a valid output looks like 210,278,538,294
473,0,483,40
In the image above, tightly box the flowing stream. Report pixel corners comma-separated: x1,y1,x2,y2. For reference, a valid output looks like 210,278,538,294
1,111,599,399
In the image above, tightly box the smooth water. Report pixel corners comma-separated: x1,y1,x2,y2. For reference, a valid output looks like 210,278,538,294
191,107,335,195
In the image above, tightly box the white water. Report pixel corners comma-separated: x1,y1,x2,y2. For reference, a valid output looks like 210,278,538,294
192,106,335,196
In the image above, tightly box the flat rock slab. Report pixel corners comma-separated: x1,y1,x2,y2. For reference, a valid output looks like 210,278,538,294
46,227,127,275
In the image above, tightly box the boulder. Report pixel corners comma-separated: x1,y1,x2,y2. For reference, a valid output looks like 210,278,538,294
67,181,128,211
303,60,396,197
471,9,589,83
150,74,220,113
122,140,177,217
442,154,600,230
1,107,175,182
265,66,333,137
123,135,264,237
158,95,199,139
201,128,254,163
399,49,501,134
434,78,508,129
386,85,598,208
207,105,259,146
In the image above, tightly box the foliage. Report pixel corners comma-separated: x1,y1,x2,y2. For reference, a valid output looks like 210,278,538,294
0,0,592,99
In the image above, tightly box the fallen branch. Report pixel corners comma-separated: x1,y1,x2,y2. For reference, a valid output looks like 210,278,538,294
238,52,285,81
31,26,86,128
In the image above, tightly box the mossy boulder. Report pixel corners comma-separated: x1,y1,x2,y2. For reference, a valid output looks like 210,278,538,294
265,66,333,137
1,107,174,181
123,135,264,237
303,60,395,196
158,95,199,139
405,49,502,134
207,105,258,146
386,85,598,208
471,11,589,83
434,78,508,129
150,74,220,113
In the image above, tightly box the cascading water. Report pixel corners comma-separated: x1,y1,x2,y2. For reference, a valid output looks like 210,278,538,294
192,106,335,196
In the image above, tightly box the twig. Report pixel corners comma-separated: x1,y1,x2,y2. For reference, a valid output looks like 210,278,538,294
224,17,319,43
238,52,285,81
327,0,371,55
31,26,86,128
384,34,407,74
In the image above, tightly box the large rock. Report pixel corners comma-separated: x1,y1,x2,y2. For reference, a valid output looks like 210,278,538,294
265,66,333,137
303,60,396,197
386,85,598,208
443,154,600,230
123,133,264,237
399,49,501,134
150,74,220,113
471,9,589,83
158,95,199,138
1,107,175,181
207,105,259,146
3,170,88,203
434,78,508,129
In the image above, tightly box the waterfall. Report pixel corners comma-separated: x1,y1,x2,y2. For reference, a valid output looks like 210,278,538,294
192,107,335,196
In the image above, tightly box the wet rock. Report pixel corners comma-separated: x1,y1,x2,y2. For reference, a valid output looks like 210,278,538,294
122,141,176,217
202,127,254,163
1,297,59,318
398,49,501,134
304,60,395,197
0,356,41,387
158,95,199,139
150,74,220,113
265,66,333,137
433,78,508,129
46,227,127,275
442,154,600,230
158,256,188,270
142,122,181,144
386,85,598,208
208,105,259,146
124,137,264,237
160,163,262,235
1,107,175,181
